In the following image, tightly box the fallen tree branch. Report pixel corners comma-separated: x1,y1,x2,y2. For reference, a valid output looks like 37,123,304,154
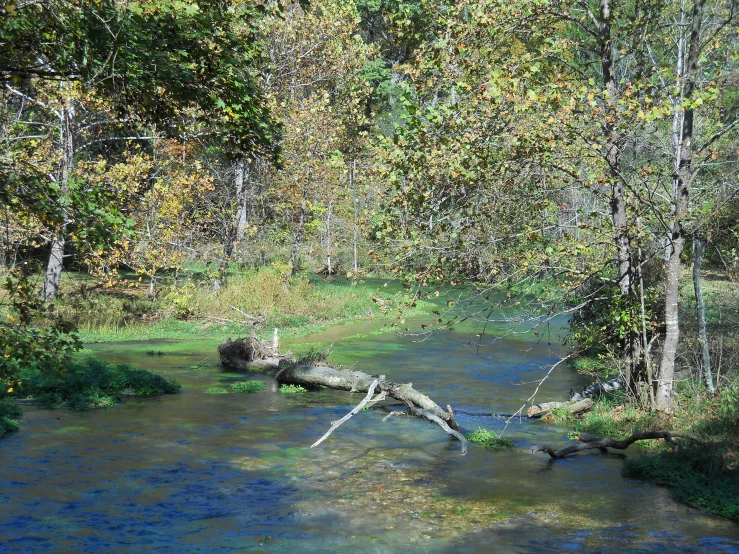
218,336,466,453
529,430,704,459
527,398,593,418
312,379,380,448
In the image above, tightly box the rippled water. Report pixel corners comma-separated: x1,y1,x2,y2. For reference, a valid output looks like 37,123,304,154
1,314,738,552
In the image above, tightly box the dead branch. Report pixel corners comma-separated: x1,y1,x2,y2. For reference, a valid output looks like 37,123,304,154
312,379,380,448
529,430,704,459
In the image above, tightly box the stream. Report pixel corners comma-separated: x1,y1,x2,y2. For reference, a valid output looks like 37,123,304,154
2,308,739,552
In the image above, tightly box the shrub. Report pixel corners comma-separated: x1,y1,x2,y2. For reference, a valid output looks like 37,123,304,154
231,380,265,393
0,398,22,437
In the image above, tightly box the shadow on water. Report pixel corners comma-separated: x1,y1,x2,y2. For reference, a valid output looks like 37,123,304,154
1,315,739,552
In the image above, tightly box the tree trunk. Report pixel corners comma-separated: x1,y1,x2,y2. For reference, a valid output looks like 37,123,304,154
326,200,333,275
693,233,714,393
351,159,358,273
224,158,249,259
656,0,706,410
289,193,308,276
42,103,74,303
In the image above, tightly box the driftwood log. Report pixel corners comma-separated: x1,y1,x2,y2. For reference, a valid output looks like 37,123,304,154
218,336,468,454
529,430,703,459
526,398,593,418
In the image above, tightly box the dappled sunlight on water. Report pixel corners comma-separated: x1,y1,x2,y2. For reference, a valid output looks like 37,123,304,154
1,315,738,552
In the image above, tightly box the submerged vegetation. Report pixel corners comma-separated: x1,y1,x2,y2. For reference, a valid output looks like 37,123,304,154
279,384,308,394
14,358,181,411
231,380,266,393
466,429,514,451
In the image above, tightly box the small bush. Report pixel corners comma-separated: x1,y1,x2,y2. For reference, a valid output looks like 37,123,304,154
205,388,229,394
231,380,265,393
279,384,307,394
14,357,181,411
0,399,22,437
466,429,513,450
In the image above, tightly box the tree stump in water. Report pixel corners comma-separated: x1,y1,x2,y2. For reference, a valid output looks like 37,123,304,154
217,334,469,453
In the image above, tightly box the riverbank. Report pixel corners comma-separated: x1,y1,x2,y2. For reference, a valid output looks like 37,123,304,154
546,382,739,522
52,268,431,343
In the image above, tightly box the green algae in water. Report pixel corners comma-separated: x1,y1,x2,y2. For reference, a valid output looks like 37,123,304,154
231,381,265,393
280,384,307,394
205,388,229,394
54,426,90,434
466,429,514,450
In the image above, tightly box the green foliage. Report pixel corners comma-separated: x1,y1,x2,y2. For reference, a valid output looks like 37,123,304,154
279,384,307,394
624,449,739,522
568,277,664,359
465,429,513,450
231,380,266,393
0,398,22,438
205,387,229,395
1,269,82,390
13,357,181,411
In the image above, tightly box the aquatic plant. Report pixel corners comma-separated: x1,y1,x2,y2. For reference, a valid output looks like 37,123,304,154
205,387,230,394
466,429,513,450
14,357,182,411
279,384,307,394
231,381,265,393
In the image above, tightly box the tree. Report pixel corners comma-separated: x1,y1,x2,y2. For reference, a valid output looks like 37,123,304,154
1,0,279,300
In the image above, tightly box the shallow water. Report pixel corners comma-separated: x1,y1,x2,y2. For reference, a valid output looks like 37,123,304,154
2,315,739,553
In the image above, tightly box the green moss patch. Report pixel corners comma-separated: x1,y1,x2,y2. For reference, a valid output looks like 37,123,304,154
466,429,513,450
14,357,181,411
231,380,266,393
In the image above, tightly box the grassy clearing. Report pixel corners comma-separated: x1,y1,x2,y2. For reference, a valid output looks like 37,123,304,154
7,358,181,412
45,267,431,343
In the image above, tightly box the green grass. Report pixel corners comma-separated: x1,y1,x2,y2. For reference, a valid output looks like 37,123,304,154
12,357,181,411
68,268,431,343
279,384,307,394
231,380,266,393
205,387,230,394
466,429,513,450
549,377,739,521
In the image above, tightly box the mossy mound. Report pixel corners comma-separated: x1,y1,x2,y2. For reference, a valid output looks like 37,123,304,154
15,357,181,411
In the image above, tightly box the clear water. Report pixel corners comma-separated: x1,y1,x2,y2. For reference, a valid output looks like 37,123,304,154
1,316,738,552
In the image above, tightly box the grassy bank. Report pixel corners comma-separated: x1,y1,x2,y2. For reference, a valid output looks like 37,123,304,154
547,381,739,521
49,268,430,343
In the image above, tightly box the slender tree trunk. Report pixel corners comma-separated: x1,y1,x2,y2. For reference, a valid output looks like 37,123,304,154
42,103,74,303
598,0,630,299
289,193,308,276
326,200,333,274
351,159,358,273
224,158,249,259
692,234,714,393
656,0,706,409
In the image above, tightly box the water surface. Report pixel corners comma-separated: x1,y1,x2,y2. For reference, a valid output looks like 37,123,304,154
1,316,738,552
